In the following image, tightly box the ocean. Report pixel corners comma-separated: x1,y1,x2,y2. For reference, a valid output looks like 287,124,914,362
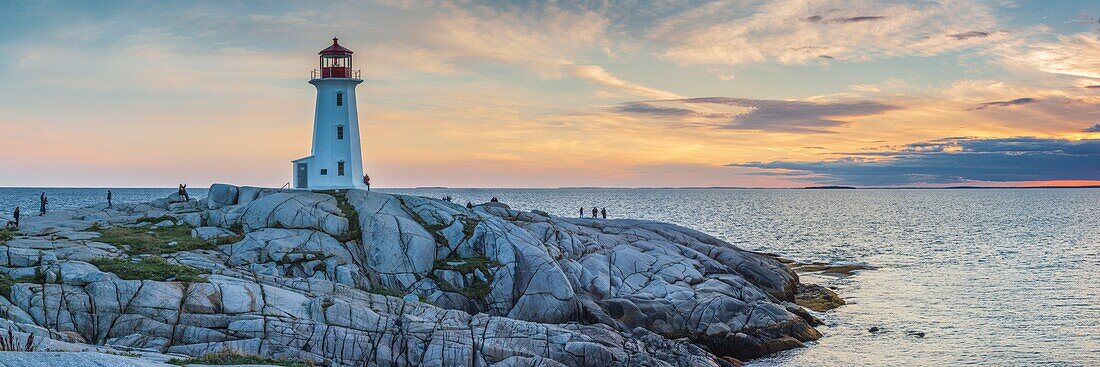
1,187,1097,366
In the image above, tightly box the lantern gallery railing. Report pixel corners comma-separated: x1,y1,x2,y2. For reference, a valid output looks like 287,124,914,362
311,68,361,80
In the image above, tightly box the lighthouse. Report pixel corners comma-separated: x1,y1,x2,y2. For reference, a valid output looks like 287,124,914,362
292,38,367,190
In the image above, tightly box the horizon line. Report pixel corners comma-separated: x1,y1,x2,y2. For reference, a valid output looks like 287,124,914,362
2,185,1098,190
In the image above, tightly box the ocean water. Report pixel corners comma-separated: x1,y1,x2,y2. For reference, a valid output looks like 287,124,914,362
0,187,208,214
1,187,1097,366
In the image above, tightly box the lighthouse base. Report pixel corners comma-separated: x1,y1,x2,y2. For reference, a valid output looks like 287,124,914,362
292,156,366,190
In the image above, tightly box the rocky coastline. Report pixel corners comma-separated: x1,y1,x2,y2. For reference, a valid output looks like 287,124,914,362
0,184,841,366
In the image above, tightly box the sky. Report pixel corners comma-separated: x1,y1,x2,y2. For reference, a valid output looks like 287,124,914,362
0,0,1098,188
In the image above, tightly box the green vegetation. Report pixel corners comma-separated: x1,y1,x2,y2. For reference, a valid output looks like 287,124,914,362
167,351,312,367
89,256,207,283
434,256,498,273
136,215,175,225
458,279,492,299
0,274,14,299
428,272,493,299
0,268,50,299
394,196,452,245
460,217,479,242
367,287,405,298
95,225,219,256
429,255,499,299
0,228,13,243
319,190,361,243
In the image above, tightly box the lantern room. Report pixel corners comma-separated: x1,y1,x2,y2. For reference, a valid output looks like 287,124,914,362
317,37,356,79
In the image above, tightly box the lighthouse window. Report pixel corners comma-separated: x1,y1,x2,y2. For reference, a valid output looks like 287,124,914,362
337,126,344,140
336,92,343,106
320,169,328,175
338,161,346,176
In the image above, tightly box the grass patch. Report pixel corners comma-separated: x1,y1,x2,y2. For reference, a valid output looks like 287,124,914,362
459,279,492,299
0,269,50,299
95,225,217,256
167,351,311,367
428,272,493,300
432,255,499,300
90,256,207,283
318,190,361,243
367,287,405,298
394,196,453,245
434,255,499,274
0,274,13,299
460,218,479,242
137,215,175,225
0,229,12,243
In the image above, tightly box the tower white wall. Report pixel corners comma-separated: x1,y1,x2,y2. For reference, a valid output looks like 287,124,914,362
292,77,366,190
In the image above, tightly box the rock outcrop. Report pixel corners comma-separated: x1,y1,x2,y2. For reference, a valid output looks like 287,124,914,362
0,185,824,366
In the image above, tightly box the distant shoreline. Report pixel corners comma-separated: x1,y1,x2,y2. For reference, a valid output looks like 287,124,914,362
2,185,1098,190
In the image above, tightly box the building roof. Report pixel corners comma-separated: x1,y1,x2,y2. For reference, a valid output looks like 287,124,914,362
319,38,353,55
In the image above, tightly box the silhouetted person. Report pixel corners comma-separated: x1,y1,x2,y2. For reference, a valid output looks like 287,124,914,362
178,184,190,202
363,174,371,192
601,208,607,219
490,197,499,203
13,207,20,228
591,207,598,218
39,192,48,216
466,202,473,209
580,207,584,217
107,190,113,208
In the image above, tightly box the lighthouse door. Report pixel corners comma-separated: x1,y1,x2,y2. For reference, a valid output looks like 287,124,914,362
296,163,309,188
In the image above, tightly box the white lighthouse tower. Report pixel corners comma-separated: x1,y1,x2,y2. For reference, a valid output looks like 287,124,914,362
292,38,366,190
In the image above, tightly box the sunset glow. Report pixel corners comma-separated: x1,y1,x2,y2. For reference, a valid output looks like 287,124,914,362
1,1,1097,187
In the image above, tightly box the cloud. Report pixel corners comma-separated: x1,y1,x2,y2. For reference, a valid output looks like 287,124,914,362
1002,33,1100,79
948,31,991,40
565,64,682,99
807,15,887,24
613,97,899,133
652,0,1002,66
733,137,1100,185
1085,124,1100,132
972,97,1038,110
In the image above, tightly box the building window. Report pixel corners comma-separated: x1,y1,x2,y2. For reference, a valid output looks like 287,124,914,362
338,161,345,176
320,169,328,175
337,126,344,140
336,92,343,106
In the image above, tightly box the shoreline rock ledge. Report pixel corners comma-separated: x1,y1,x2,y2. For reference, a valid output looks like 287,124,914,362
0,184,823,366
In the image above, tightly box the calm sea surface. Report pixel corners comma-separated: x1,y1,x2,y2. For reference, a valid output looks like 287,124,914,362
1,187,1097,366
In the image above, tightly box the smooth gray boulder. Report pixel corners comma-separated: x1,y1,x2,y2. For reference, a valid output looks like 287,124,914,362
206,183,239,209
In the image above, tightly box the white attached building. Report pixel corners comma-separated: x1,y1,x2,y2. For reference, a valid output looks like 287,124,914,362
293,38,367,190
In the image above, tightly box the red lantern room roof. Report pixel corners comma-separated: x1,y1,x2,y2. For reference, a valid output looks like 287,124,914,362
319,37,353,55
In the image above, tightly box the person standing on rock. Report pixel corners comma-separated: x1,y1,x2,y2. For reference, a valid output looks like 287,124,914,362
12,207,19,228
579,207,584,217
39,192,47,215
601,207,607,219
107,190,113,208
363,174,371,192
180,184,191,201
466,202,473,209
591,207,598,218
